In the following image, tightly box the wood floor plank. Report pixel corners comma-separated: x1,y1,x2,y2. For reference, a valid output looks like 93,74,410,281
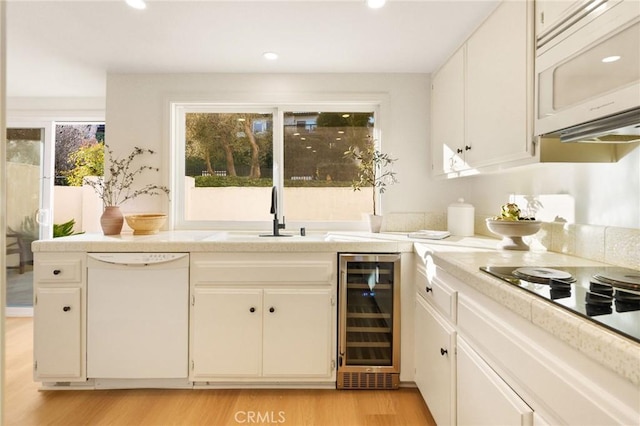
5,318,436,426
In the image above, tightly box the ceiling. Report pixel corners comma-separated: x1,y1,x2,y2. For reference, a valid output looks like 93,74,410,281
6,0,499,98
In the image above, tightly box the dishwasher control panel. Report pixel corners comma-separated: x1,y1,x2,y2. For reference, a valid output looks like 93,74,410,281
88,252,189,265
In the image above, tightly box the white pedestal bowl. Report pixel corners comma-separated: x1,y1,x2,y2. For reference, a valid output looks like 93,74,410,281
485,219,542,250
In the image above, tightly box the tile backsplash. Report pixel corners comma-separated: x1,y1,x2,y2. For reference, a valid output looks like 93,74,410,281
383,212,640,270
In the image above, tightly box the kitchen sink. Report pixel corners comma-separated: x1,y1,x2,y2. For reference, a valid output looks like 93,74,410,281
200,231,332,242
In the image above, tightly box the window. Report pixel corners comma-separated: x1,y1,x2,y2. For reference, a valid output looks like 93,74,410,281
172,103,379,230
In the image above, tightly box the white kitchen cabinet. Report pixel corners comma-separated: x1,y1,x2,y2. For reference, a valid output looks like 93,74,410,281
457,337,533,426
263,289,333,377
421,257,640,425
465,0,533,169
414,296,456,426
191,288,262,378
431,0,534,177
431,47,465,175
191,287,333,380
190,252,337,384
33,252,86,382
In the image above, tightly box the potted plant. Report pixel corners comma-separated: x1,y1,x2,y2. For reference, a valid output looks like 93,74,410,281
344,140,398,232
83,144,170,235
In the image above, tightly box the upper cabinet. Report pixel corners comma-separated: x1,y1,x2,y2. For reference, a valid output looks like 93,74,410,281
431,48,465,175
431,0,535,177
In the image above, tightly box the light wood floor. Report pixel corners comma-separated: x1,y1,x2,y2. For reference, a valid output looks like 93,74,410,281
5,317,436,426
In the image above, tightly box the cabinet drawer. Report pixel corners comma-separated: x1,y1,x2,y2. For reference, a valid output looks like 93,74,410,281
191,252,335,286
457,336,533,425
415,262,457,322
34,254,84,284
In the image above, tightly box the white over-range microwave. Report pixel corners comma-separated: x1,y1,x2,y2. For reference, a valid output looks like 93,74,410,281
535,0,640,142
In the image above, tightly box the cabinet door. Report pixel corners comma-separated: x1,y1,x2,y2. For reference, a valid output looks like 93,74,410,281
414,296,456,426
431,47,466,175
457,337,533,426
465,0,532,168
191,288,262,379
263,288,333,378
34,287,83,380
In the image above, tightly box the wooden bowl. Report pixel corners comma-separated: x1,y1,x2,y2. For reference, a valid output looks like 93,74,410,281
485,219,542,250
125,214,167,235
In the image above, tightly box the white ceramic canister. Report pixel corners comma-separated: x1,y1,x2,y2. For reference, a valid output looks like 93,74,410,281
447,198,475,237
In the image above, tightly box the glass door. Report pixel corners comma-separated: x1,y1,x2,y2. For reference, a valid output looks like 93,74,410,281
5,127,48,309
338,254,401,371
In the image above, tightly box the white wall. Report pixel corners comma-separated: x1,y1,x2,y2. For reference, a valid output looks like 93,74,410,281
105,73,639,229
105,73,432,218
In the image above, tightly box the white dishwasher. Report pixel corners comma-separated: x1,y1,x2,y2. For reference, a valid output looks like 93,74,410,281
87,253,189,383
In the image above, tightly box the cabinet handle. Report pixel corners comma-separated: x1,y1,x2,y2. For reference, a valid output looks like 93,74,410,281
63,306,71,312
249,307,256,313
456,148,463,154
425,286,433,293
465,145,471,151
440,348,448,356
53,269,61,275
269,307,275,313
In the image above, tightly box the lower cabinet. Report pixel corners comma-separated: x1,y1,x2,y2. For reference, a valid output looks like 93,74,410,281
191,287,334,380
34,287,83,380
414,296,456,426
189,252,337,384
191,288,262,378
457,337,533,426
33,252,86,382
414,258,639,425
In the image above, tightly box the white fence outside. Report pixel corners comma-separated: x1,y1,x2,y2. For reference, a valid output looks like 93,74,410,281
53,177,373,233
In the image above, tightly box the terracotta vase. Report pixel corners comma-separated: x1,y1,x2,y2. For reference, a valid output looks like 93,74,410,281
100,206,124,235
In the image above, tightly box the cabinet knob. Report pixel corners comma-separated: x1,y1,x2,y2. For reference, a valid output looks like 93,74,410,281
249,307,256,313
440,348,448,356
456,148,463,154
269,307,275,313
425,286,433,293
53,269,61,275
63,306,71,312
465,145,471,151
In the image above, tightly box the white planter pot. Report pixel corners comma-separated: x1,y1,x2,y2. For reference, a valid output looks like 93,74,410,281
364,214,383,233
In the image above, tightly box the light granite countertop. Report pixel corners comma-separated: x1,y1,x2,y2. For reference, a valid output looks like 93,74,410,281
33,230,640,386
413,242,640,387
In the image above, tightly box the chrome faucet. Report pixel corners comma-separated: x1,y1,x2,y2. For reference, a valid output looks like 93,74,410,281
270,186,286,236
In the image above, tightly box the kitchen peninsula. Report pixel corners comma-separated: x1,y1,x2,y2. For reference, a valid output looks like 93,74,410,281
32,230,640,425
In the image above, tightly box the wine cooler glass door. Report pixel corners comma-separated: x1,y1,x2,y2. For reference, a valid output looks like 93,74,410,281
339,254,400,371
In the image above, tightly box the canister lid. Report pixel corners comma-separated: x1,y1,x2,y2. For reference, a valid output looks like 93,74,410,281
449,198,474,209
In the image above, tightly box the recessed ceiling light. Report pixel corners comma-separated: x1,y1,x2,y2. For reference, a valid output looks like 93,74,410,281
602,55,621,63
366,0,386,9
263,52,279,61
125,0,147,10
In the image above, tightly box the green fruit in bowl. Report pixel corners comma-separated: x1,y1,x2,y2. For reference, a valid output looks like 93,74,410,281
500,203,521,221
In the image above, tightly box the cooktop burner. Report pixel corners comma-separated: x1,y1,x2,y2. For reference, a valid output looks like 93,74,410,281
512,267,575,283
480,265,640,343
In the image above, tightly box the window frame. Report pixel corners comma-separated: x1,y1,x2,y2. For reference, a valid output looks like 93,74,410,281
170,99,384,231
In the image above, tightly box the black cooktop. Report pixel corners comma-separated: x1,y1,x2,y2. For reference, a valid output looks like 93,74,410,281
480,266,640,343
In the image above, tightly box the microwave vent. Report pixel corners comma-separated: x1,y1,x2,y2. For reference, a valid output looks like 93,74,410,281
558,108,640,143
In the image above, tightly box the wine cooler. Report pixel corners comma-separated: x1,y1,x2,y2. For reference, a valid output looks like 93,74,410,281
337,253,401,390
